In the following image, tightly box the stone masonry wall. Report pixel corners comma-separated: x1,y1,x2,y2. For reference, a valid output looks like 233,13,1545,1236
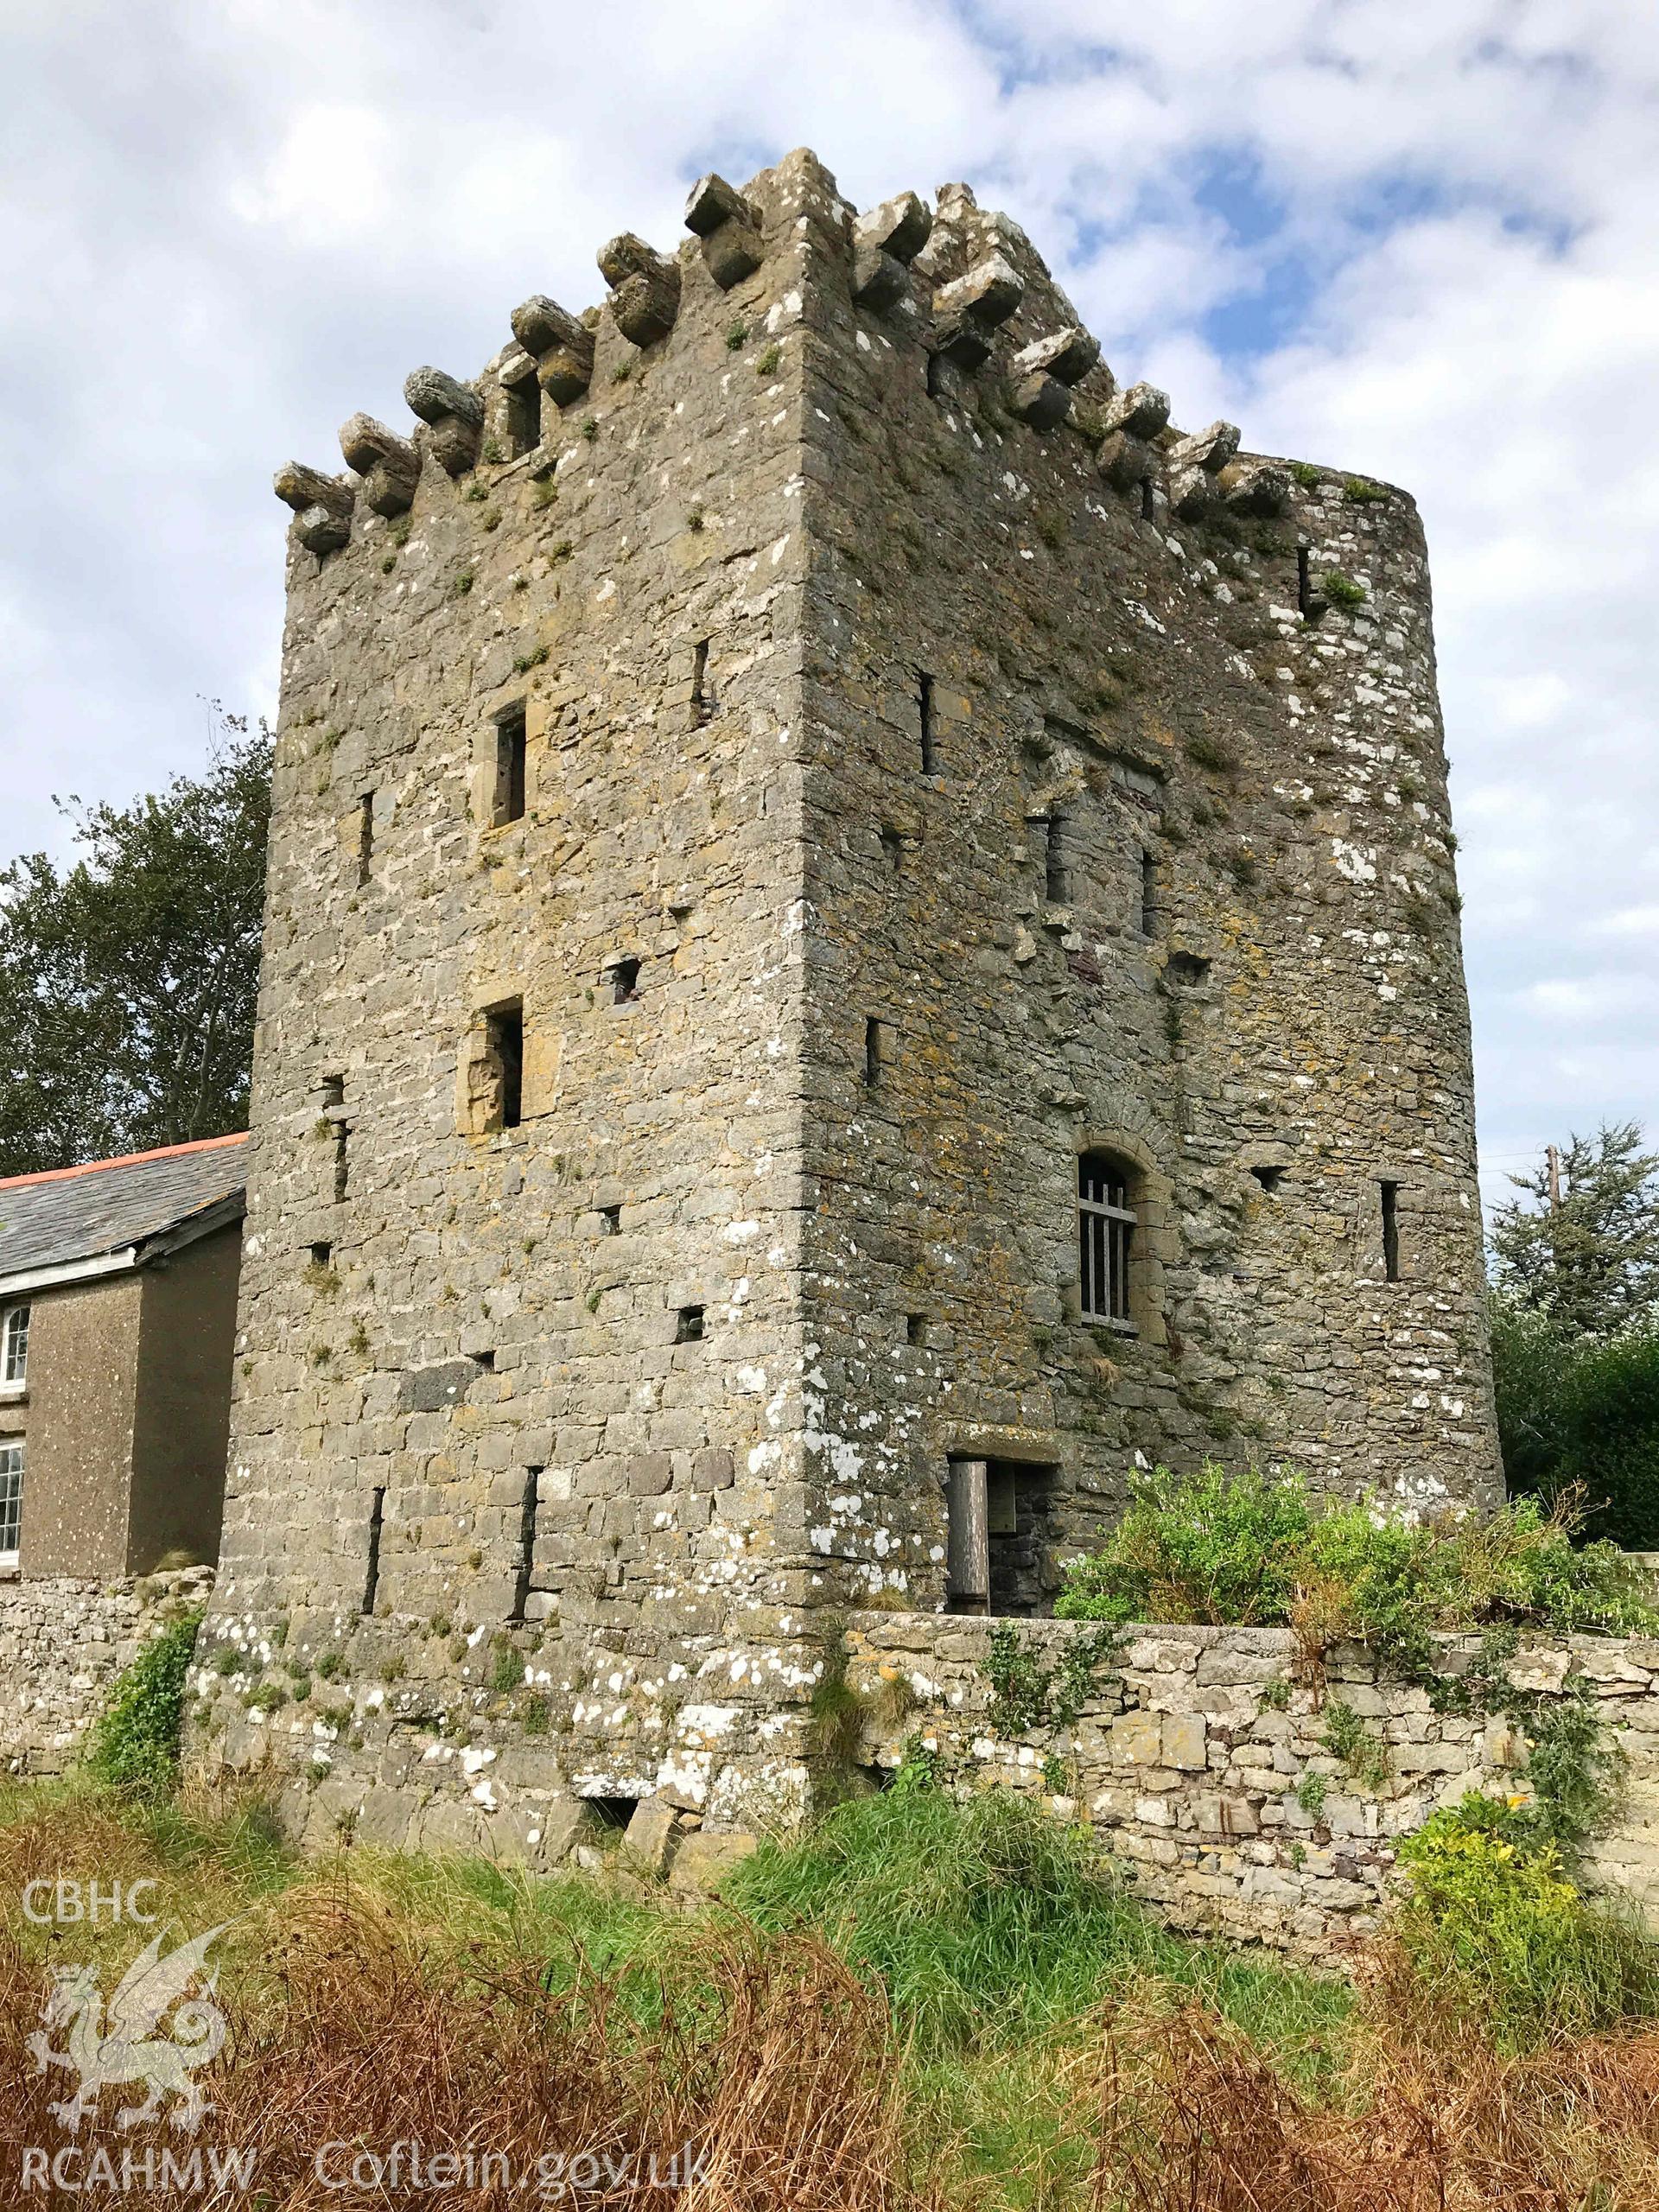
791,179,1498,1614
0,1567,213,1776
845,1611,1659,1958
205,153,850,1834
200,144,1499,1840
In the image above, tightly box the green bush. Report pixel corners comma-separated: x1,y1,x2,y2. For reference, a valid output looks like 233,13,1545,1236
85,1607,203,1796
1394,1793,1659,2050
1494,1303,1659,1548
1057,1465,1655,1653
1054,1462,1312,1625
1320,569,1368,606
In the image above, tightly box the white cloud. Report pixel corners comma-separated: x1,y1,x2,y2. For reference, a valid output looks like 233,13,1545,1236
1596,906,1659,940
0,0,1654,1170
231,105,398,239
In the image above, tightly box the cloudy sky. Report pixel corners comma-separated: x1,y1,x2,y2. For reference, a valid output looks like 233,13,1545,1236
3,0,1655,1206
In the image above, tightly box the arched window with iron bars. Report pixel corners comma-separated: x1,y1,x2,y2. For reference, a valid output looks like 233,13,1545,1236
1077,1154,1136,1330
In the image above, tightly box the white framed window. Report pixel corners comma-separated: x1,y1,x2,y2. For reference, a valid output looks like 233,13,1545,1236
0,1440,22,1566
0,1306,28,1392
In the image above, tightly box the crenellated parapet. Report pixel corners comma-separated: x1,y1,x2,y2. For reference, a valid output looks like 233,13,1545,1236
269,149,1301,566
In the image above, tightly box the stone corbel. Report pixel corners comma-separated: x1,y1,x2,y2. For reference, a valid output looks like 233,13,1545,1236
404,367,485,476
851,189,933,311
1220,461,1291,517
1007,325,1102,432
338,413,420,518
683,174,764,290
511,296,596,408
273,461,354,555
931,253,1025,370
599,233,682,348
1166,420,1242,521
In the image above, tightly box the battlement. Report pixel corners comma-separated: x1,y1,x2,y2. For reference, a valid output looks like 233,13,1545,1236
274,149,1298,560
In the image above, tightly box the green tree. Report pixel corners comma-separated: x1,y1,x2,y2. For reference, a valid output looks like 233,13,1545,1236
0,708,270,1177
1490,1123,1659,1339
1493,1301,1659,1548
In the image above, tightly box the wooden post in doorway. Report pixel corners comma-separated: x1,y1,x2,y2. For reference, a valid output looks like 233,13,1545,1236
947,1459,990,1613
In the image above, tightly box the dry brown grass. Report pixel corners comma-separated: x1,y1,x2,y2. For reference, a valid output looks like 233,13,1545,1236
1089,1988,1659,2211
5,1784,1659,2209
0,1876,938,2209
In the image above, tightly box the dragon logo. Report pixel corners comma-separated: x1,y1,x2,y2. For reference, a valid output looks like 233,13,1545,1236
27,1922,233,2135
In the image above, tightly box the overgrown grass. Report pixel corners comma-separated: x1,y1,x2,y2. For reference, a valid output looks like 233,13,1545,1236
3,1779,1659,2204
724,1788,1347,2074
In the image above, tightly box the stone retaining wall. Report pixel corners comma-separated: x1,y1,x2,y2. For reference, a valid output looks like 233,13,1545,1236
843,1611,1659,1958
0,1567,213,1776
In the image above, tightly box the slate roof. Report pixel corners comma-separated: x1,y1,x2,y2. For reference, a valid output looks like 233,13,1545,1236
0,1135,248,1283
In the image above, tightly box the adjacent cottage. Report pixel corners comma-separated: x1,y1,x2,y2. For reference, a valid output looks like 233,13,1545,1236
0,1135,246,1579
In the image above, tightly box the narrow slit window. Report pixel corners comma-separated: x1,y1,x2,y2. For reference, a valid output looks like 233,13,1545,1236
906,1313,926,1346
509,1466,541,1623
1250,1164,1285,1196
864,1015,884,1086
1296,545,1312,620
322,1075,348,1202
1140,849,1158,937
676,1304,705,1344
918,673,936,776
925,349,945,400
486,1003,524,1128
1044,810,1069,904
1140,477,1156,524
362,1485,385,1615
609,957,641,1006
880,824,905,874
690,638,711,724
357,793,374,885
2,1306,29,1389
492,704,528,826
308,1241,332,1270
1078,1153,1136,1330
1381,1181,1402,1281
598,1204,621,1236
505,377,541,459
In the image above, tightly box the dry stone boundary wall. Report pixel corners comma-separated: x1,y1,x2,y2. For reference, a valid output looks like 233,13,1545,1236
844,1611,1659,1957
0,1567,213,1776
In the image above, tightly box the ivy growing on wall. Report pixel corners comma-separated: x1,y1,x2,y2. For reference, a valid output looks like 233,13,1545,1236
85,1606,204,1796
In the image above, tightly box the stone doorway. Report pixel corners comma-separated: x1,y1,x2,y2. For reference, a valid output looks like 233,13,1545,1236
946,1457,1059,1617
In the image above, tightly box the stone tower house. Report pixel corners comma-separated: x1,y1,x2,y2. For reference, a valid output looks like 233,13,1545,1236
199,150,1499,1840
